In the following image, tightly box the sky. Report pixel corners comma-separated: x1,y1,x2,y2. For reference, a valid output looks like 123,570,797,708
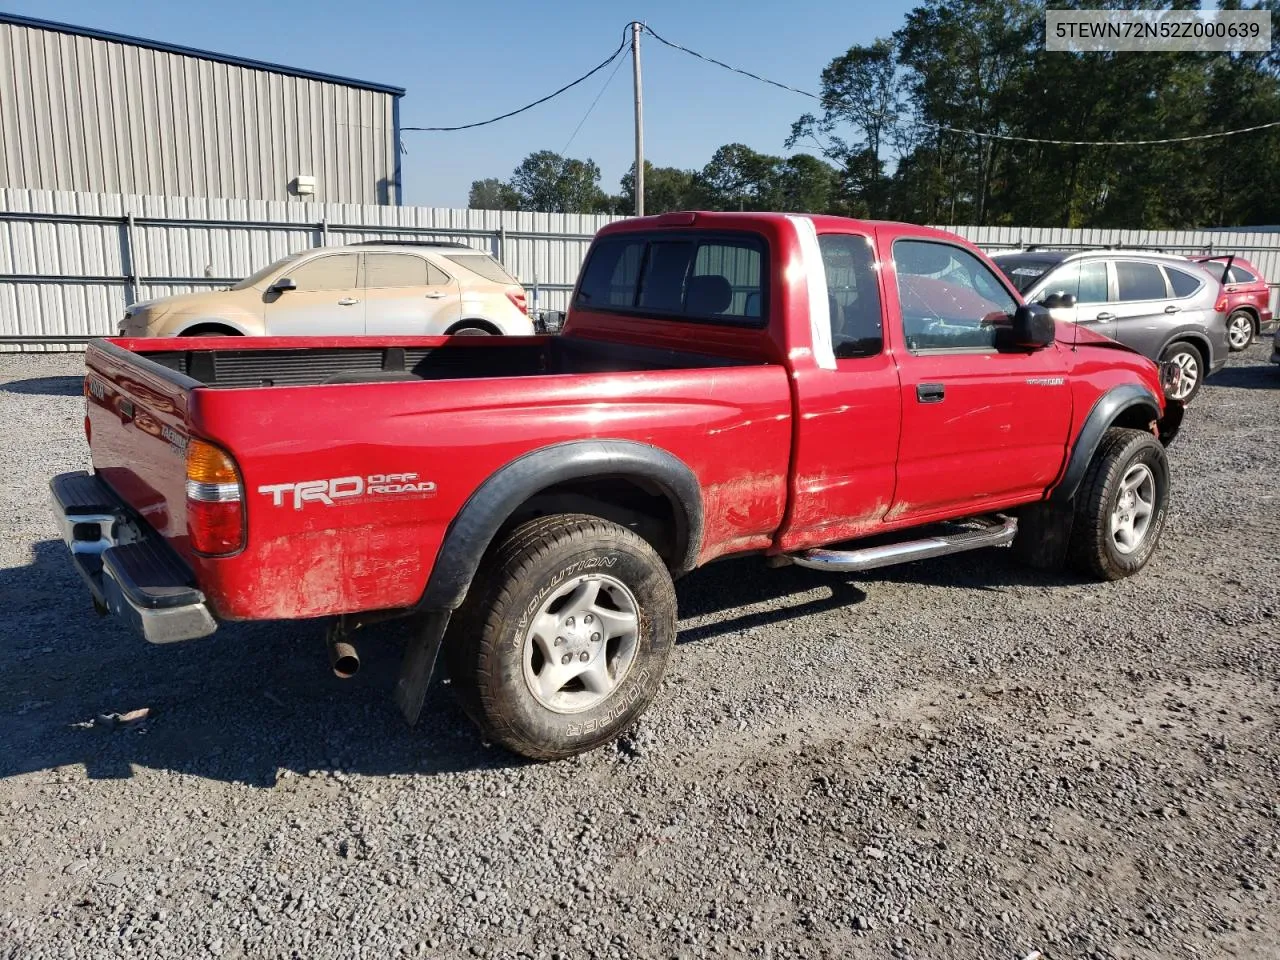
10,0,918,208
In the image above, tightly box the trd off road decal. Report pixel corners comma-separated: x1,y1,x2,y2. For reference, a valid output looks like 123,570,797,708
258,472,436,510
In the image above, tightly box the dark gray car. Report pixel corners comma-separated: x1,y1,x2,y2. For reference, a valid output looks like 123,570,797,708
993,250,1229,402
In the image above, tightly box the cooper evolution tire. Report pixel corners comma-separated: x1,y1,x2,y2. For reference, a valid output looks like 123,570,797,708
446,514,677,760
1068,427,1170,581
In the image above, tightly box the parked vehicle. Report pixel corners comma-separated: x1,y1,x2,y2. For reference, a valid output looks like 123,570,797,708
992,249,1228,402
119,242,534,338
1191,255,1276,351
55,213,1184,760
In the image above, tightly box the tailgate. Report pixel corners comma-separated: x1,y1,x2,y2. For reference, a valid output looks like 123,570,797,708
84,340,200,561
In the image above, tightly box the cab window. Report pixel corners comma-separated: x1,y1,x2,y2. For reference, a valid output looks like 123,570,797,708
893,240,1016,352
575,232,767,327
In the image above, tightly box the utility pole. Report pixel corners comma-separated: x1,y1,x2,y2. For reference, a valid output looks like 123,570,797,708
631,21,644,217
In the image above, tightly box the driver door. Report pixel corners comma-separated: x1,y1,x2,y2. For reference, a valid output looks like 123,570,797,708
885,234,1072,522
263,252,363,336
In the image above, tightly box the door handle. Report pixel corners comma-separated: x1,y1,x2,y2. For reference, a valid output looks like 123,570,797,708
1095,311,1116,321
916,382,945,404
424,292,447,299
337,298,360,306
1164,305,1180,314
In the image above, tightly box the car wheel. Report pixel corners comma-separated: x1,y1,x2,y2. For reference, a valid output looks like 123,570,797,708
1226,310,1254,351
446,514,677,760
1160,343,1203,403
1068,427,1170,581
448,322,496,336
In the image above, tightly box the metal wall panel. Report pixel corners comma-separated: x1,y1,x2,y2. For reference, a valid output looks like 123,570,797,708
6,187,1280,350
0,21,397,204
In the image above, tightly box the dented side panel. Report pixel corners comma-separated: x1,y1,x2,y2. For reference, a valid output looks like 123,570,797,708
183,364,792,620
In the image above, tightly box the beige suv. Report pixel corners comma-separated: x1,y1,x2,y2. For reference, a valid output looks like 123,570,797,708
120,242,534,338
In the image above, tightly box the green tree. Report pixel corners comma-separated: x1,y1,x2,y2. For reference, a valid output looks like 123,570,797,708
696,143,785,211
788,39,902,216
775,154,841,212
618,161,700,214
509,151,609,213
467,177,522,211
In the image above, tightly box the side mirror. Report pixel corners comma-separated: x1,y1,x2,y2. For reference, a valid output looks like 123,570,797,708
1039,291,1077,309
1010,303,1056,349
270,277,296,293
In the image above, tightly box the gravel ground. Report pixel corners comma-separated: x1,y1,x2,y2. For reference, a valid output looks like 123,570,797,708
1,347,1277,960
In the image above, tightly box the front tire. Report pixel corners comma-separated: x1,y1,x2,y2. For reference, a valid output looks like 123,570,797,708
1068,428,1170,581
446,514,677,760
1226,310,1254,352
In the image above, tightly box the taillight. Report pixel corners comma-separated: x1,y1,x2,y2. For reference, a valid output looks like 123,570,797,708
506,289,528,315
186,438,244,555
1214,294,1228,312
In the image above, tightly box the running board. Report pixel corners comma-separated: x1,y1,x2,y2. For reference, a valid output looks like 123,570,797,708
789,515,1018,574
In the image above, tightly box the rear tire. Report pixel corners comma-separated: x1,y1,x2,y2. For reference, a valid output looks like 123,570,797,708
1159,342,1203,403
447,321,497,337
1226,310,1254,352
1068,428,1169,581
179,324,241,337
445,514,677,760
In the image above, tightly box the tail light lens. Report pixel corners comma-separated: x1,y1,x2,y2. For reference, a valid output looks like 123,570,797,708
186,438,244,555
506,288,528,315
1214,293,1228,312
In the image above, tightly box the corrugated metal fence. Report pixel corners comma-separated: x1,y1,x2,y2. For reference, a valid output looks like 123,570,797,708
4,186,1280,350
0,188,619,349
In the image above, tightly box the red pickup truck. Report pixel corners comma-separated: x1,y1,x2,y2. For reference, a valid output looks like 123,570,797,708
53,213,1184,759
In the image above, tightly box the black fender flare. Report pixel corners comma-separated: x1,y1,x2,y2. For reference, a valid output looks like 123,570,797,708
1051,383,1162,503
418,440,704,611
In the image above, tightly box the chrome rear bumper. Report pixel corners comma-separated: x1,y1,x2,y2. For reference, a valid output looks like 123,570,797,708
50,472,216,644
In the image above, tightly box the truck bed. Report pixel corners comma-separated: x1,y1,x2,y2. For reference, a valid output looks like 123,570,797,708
84,334,794,621
130,335,751,389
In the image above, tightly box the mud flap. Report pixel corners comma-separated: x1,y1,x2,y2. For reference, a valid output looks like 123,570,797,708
393,611,452,726
1012,500,1075,571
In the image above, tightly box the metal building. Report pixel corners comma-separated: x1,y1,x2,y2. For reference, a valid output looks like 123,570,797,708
0,13,405,204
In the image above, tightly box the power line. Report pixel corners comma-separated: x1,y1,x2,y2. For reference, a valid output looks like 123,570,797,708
930,119,1280,145
400,33,628,132
639,23,821,101
401,20,1280,148
561,44,629,155
639,22,1280,147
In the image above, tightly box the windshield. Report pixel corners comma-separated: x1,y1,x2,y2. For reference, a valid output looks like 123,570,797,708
230,253,302,290
994,258,1059,294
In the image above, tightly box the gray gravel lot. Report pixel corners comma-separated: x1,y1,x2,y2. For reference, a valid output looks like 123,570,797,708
1,348,1277,960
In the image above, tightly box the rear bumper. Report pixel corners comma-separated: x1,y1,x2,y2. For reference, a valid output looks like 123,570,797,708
50,472,217,644
1259,312,1278,336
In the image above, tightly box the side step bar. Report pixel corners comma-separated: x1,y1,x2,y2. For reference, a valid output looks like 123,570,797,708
790,515,1018,574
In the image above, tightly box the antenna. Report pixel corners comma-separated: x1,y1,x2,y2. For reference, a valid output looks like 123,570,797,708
1071,260,1084,353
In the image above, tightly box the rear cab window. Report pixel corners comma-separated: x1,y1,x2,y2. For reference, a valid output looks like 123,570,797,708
575,232,767,326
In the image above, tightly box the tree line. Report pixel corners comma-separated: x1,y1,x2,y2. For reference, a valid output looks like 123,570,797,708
469,0,1280,228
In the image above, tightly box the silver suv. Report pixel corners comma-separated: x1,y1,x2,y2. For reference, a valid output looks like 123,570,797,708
993,249,1229,402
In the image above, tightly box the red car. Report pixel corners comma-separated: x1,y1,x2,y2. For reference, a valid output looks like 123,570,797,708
52,213,1184,759
1193,255,1276,351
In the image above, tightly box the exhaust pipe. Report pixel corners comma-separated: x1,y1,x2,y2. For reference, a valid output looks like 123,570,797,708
326,625,360,679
